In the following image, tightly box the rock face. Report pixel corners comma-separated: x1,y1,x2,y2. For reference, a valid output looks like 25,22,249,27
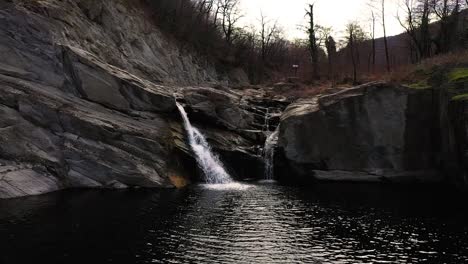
11,0,222,86
277,82,442,183
450,102,468,187
440,75,468,187
0,0,259,199
0,70,178,198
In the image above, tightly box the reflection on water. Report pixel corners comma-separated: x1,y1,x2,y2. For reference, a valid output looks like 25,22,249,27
0,182,468,264
200,182,254,191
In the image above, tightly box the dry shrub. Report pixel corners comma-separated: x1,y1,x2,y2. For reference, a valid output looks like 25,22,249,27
268,81,351,100
387,50,468,83
275,50,468,100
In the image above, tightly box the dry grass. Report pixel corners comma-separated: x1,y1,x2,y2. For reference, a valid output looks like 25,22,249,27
278,83,330,99
264,80,354,100
386,50,468,83
262,51,468,100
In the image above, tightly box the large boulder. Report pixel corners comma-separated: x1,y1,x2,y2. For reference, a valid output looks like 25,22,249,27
277,82,441,183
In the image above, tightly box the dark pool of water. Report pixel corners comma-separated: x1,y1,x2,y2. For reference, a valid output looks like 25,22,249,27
1,182,468,264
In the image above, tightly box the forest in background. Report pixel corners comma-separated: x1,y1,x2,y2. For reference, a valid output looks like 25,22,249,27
143,0,468,86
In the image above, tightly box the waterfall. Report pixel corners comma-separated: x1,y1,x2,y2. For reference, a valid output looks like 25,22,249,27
263,129,278,180
263,108,270,132
176,102,233,184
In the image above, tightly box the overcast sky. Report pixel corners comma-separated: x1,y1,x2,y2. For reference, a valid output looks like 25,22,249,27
240,0,404,40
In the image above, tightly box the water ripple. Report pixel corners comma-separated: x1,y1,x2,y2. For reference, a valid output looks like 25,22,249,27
0,183,467,264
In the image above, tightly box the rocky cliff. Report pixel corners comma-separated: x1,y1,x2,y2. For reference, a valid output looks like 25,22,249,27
276,79,468,187
1,0,226,86
0,0,272,199
276,82,440,182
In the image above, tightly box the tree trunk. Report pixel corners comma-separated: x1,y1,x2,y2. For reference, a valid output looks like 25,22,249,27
307,4,319,80
349,33,357,84
382,0,390,72
371,11,376,72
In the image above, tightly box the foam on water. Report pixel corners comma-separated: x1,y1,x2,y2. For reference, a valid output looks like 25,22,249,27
263,129,278,180
258,179,277,184
176,102,233,184
200,182,254,191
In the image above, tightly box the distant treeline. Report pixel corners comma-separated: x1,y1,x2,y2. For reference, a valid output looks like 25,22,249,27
334,0,468,84
143,0,290,84
142,0,468,85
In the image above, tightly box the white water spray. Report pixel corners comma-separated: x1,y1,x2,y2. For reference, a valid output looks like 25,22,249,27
263,108,270,132
176,102,233,184
263,129,278,180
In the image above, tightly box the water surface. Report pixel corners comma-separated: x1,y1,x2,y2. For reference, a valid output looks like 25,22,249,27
1,182,467,263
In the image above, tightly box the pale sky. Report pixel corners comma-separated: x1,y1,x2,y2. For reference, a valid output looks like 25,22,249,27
240,0,405,40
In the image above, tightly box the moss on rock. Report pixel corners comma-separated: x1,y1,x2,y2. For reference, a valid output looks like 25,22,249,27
407,79,431,89
451,93,468,101
448,68,468,82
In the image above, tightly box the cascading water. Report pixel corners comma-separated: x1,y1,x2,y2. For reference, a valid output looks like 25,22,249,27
263,108,270,132
176,102,233,184
263,129,278,180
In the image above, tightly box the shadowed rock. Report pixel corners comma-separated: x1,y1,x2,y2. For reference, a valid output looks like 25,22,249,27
277,82,442,183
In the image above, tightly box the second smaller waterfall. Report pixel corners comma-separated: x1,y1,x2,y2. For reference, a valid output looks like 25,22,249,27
176,103,232,184
263,129,279,180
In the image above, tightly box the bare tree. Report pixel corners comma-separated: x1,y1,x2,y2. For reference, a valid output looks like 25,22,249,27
381,0,391,72
195,0,214,20
306,4,319,80
370,0,391,72
397,0,432,60
419,0,432,57
213,0,222,26
144,0,293,85
325,35,337,82
363,8,377,73
315,25,334,79
344,22,368,84
316,25,333,47
371,10,376,70
219,0,243,46
259,12,280,62
431,0,464,53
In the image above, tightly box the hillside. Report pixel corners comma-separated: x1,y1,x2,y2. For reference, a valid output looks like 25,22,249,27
1,0,251,87
333,9,468,81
